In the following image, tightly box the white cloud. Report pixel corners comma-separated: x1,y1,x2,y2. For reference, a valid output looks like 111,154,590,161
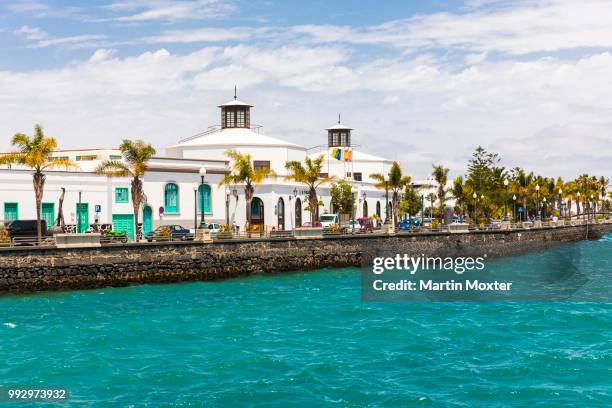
105,0,236,22
141,27,256,44
0,46,610,180
34,34,108,48
14,25,48,40
294,0,612,55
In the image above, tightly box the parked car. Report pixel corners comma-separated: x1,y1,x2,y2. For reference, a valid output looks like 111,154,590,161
397,218,421,230
319,214,340,229
357,217,374,233
207,223,221,233
5,220,50,242
344,220,360,234
145,225,194,242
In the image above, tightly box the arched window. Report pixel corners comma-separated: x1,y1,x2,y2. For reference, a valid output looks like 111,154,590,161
198,184,211,213
251,197,264,225
277,197,285,230
363,200,368,217
164,183,179,213
376,201,381,218
295,198,302,227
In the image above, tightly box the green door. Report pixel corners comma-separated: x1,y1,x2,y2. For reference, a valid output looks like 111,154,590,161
112,214,135,241
42,203,55,227
143,206,153,234
76,203,89,233
4,203,18,222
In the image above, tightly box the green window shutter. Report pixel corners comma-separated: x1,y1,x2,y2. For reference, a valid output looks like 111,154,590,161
198,184,212,213
4,203,18,221
164,183,179,213
115,187,129,203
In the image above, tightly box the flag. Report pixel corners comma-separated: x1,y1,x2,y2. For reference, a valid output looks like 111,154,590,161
331,148,342,160
344,148,353,162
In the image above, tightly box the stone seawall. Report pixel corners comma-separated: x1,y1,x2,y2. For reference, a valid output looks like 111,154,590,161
1,223,610,294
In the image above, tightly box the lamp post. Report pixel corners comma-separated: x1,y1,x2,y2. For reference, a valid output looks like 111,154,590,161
384,174,389,224
77,190,82,233
199,167,207,229
590,194,594,220
472,192,478,223
512,194,516,222
225,189,230,226
420,194,424,225
577,191,581,218
535,184,540,220
291,188,298,229
193,187,198,231
542,197,547,219
558,188,563,218
503,179,509,221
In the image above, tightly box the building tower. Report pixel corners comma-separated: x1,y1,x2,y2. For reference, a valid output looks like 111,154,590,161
218,87,253,129
326,114,352,147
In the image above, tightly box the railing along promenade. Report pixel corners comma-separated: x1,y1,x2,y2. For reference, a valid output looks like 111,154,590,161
1,216,610,249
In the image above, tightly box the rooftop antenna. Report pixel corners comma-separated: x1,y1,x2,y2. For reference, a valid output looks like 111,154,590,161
338,113,341,124
234,85,237,100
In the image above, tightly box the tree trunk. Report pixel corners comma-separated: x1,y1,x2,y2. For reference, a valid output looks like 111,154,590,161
309,187,317,224
245,183,254,230
131,177,142,242
392,191,399,226
33,172,45,242
56,187,66,228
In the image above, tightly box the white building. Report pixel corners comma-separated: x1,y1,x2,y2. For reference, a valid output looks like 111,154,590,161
0,93,399,238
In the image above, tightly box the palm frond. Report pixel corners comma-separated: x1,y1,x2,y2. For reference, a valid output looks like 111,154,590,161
43,158,79,171
0,152,26,166
95,160,132,178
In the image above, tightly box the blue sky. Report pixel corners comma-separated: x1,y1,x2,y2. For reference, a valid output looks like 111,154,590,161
0,0,611,179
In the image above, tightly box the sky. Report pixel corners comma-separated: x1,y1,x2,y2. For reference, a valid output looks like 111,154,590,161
0,0,611,180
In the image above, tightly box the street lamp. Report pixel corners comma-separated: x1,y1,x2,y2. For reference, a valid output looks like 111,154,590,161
535,184,540,220
558,188,563,218
193,187,198,231
77,190,83,233
225,189,231,226
472,192,478,222
542,197,547,219
199,167,207,229
590,194,594,219
577,191,581,217
503,179,509,221
512,194,517,222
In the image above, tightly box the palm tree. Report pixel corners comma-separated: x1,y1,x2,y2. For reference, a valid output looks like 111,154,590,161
95,140,155,242
427,192,437,219
451,176,466,219
285,155,334,224
221,150,276,230
371,162,411,226
0,125,76,241
432,164,449,215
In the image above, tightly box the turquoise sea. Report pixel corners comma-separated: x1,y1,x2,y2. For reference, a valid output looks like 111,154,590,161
1,235,611,407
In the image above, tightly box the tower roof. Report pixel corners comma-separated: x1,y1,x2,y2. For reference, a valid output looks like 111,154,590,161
325,123,353,131
217,99,253,108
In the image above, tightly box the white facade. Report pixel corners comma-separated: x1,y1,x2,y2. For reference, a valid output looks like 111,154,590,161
0,94,406,237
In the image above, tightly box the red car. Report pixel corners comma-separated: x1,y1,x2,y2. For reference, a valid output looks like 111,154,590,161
357,218,374,233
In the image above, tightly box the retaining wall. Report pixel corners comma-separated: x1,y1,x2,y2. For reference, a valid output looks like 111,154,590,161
0,223,610,293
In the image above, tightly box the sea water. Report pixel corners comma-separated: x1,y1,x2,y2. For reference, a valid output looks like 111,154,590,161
1,235,610,407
